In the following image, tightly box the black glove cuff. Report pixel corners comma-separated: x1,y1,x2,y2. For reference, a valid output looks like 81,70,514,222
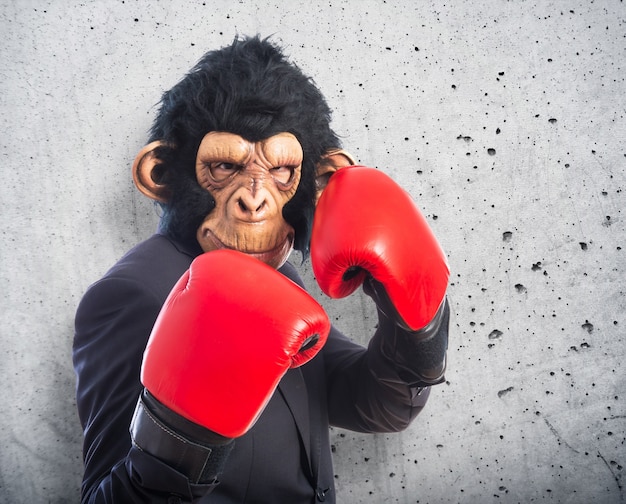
130,390,233,484
376,299,450,387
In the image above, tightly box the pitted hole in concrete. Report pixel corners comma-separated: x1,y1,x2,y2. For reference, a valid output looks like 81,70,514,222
582,321,594,333
497,387,514,398
488,329,503,340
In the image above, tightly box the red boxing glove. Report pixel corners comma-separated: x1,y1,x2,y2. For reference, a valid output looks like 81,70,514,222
141,249,330,439
311,166,449,332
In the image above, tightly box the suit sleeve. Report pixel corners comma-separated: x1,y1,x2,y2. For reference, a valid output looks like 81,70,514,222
322,306,449,432
281,262,448,433
73,276,219,503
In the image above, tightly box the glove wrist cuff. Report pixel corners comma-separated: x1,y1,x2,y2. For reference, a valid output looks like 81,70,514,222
377,299,450,387
130,390,233,484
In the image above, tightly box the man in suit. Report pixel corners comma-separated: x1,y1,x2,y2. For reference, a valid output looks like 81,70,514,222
73,36,450,503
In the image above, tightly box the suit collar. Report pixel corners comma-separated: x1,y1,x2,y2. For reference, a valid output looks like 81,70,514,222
159,233,204,259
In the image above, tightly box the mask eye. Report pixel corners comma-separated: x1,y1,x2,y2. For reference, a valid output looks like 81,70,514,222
270,165,296,187
209,162,241,182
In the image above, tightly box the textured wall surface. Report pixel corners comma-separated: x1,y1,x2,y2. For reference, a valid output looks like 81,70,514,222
1,1,624,502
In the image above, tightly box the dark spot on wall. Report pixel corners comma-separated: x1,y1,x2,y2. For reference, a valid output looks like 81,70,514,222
532,262,542,271
548,118,557,124
579,242,588,250
515,283,526,293
570,341,592,352
503,231,513,241
498,387,514,398
487,148,496,156
488,329,503,340
582,321,593,333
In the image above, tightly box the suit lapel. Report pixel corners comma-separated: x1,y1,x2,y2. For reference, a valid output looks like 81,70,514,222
277,368,314,480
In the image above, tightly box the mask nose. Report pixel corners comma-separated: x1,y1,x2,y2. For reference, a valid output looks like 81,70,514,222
237,191,267,217
232,175,274,221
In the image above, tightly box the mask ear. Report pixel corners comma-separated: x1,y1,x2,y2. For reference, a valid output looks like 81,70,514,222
315,148,356,204
132,141,170,203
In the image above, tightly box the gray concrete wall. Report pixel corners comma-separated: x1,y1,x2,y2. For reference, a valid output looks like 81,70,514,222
1,1,624,502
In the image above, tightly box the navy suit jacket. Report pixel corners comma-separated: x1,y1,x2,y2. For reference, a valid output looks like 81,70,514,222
74,234,433,503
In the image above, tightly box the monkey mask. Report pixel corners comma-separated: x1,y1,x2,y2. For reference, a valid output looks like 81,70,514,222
133,131,353,269
130,36,354,268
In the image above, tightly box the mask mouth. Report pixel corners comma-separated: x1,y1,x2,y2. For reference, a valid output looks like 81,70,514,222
247,233,294,269
199,228,294,270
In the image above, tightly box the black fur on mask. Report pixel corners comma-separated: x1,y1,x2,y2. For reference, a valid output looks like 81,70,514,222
147,35,340,255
